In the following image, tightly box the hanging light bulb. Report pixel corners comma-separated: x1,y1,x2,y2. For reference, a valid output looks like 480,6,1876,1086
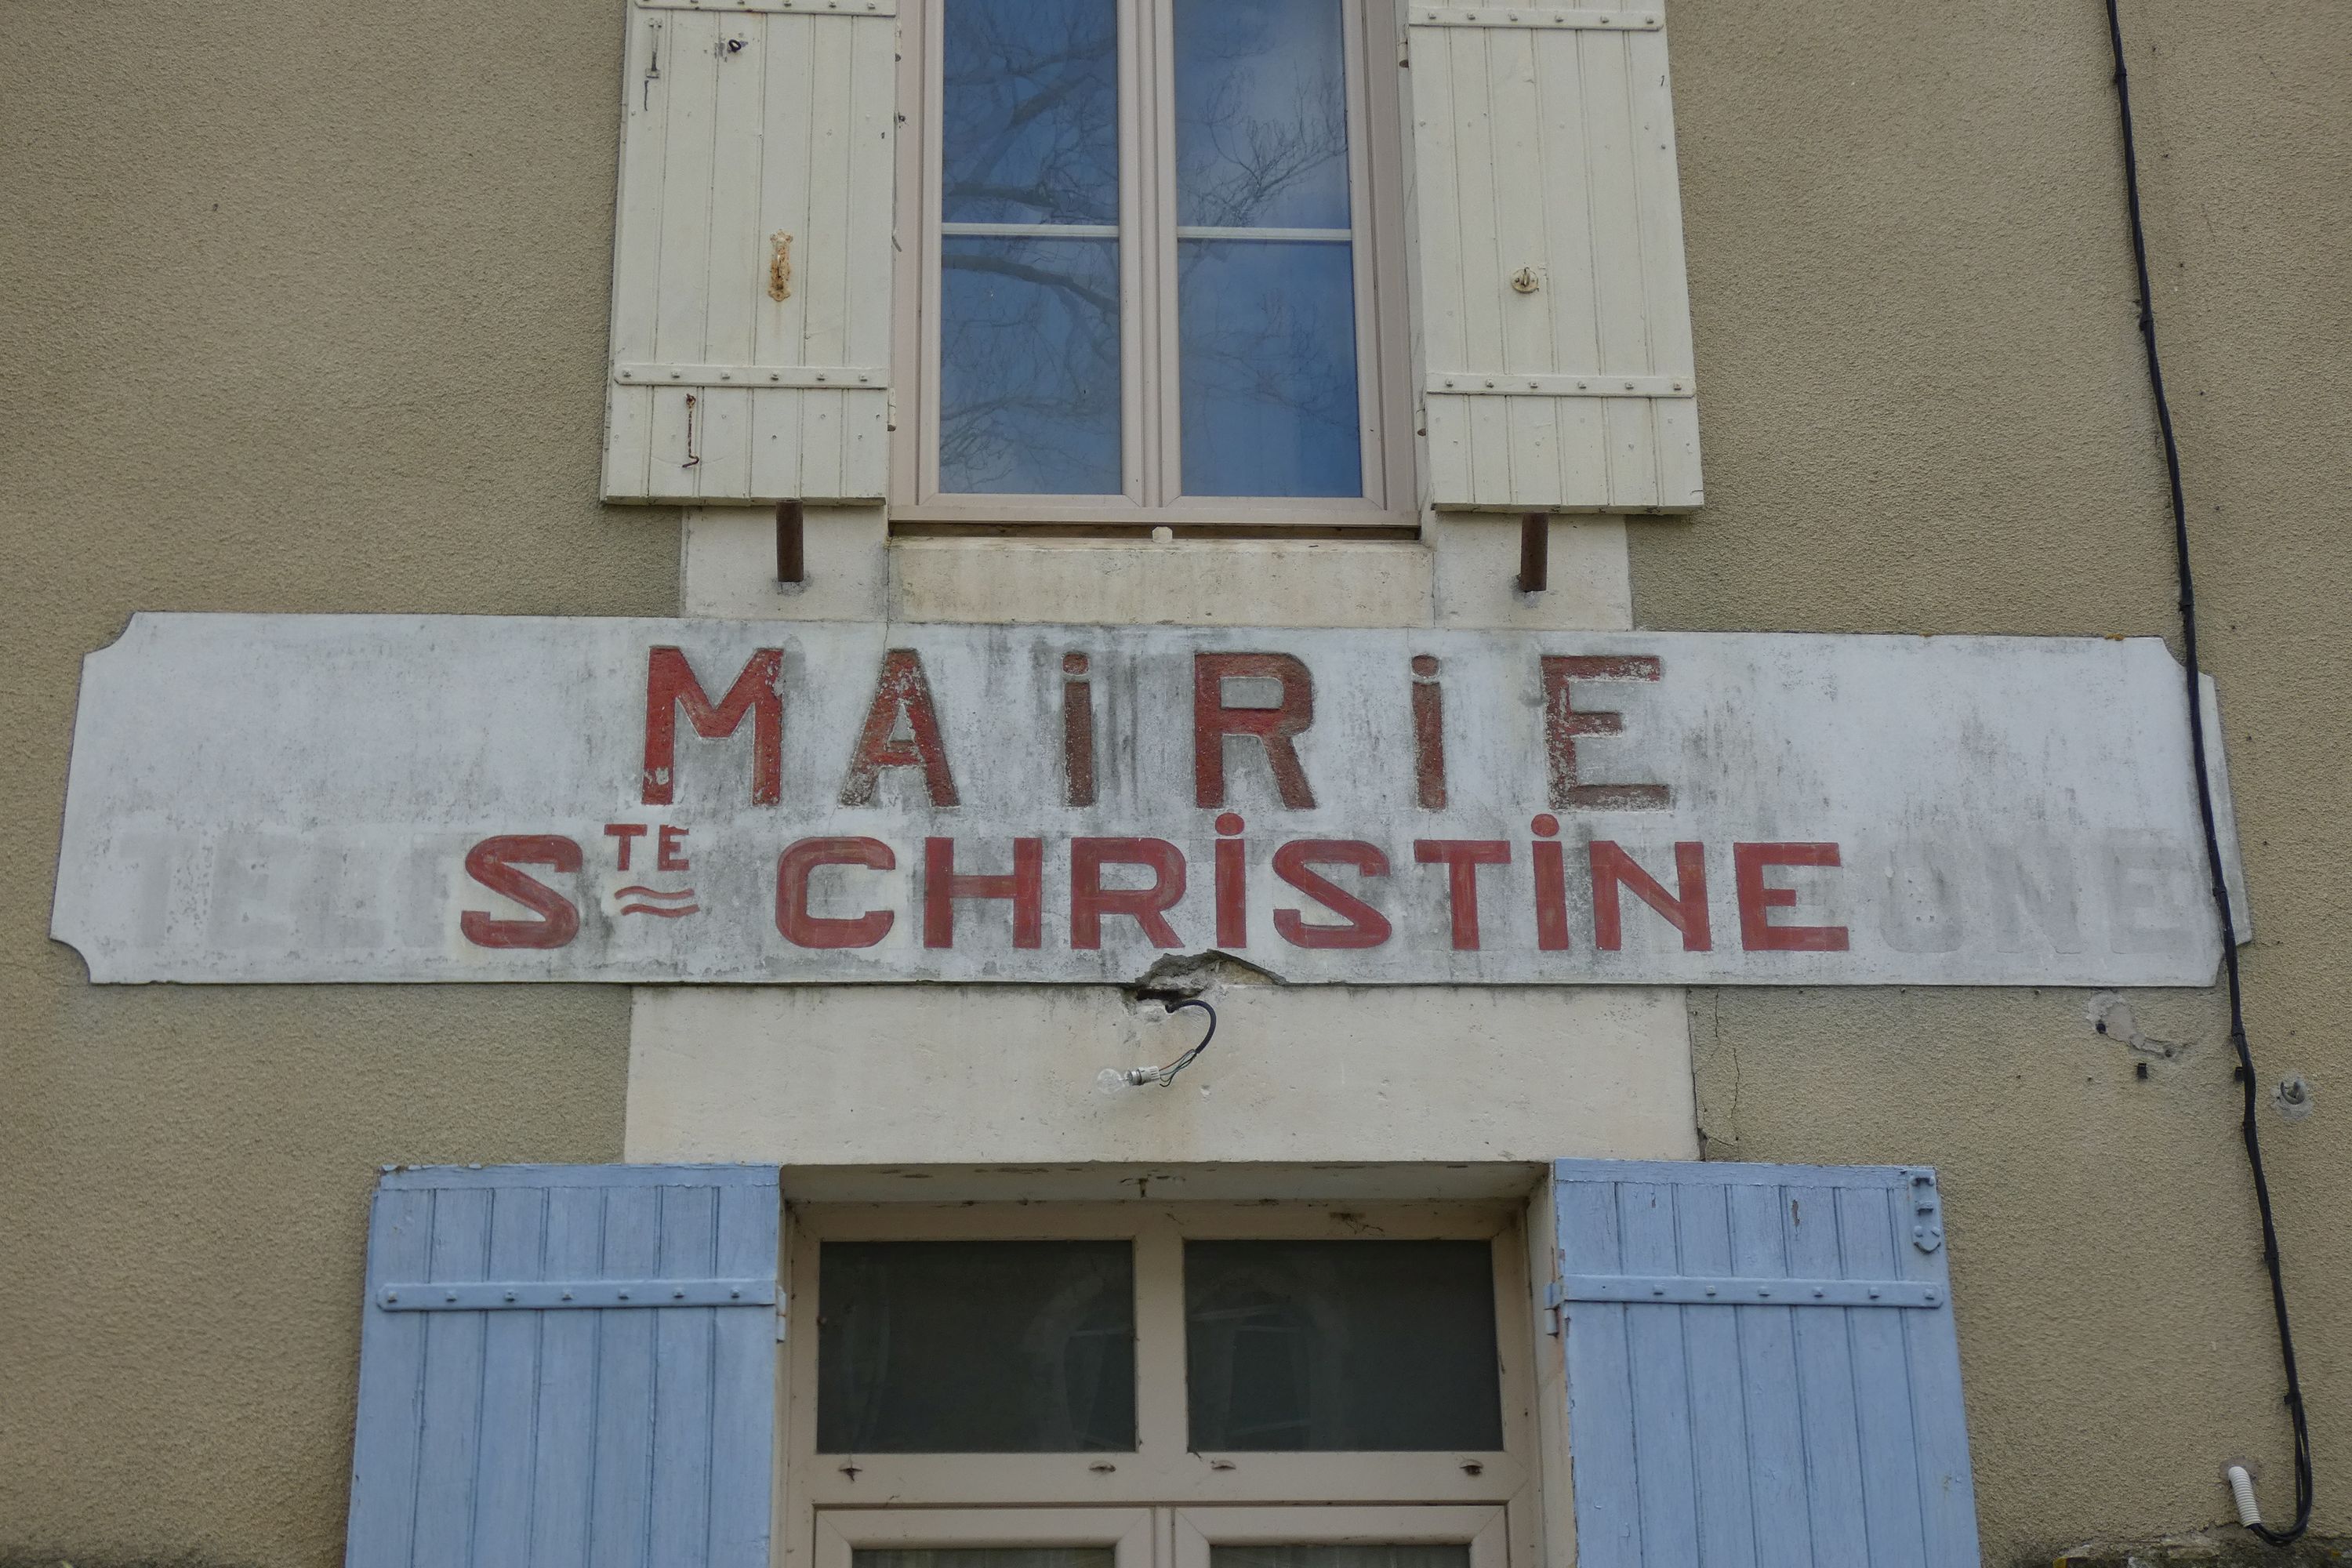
1094,1000,1217,1091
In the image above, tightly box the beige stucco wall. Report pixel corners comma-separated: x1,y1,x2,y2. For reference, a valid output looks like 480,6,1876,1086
5,0,2348,1564
0,0,667,1559
626,985,1697,1169
1630,0,2352,1560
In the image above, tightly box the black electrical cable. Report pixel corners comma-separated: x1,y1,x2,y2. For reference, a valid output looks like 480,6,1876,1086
1134,997,1216,1087
2103,0,2313,1544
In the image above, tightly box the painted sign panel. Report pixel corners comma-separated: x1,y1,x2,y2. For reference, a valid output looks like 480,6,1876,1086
52,615,2239,985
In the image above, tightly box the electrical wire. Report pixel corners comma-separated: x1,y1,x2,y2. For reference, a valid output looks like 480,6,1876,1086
1131,998,1216,1087
2103,0,2313,1543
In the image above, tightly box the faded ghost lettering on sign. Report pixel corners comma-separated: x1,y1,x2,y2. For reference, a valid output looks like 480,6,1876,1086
49,616,2241,985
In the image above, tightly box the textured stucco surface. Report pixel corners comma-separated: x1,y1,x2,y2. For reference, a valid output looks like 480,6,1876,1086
0,0,666,1558
1633,0,2352,1560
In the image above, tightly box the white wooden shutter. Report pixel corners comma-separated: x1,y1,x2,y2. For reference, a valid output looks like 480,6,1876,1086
1406,7,1700,512
345,1163,781,1567
1552,1159,1980,1566
604,0,896,505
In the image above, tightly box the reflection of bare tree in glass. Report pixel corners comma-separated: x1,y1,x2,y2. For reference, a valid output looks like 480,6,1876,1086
944,2,1118,221
940,0,1122,491
1175,1,1359,488
1182,250,1359,463
938,0,1357,494
1175,5,1350,230
941,238,1120,492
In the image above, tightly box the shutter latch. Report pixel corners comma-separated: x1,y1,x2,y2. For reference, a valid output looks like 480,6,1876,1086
1907,1170,1944,1254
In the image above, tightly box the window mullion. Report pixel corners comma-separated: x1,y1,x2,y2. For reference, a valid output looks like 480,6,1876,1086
918,0,947,504
1132,1212,1190,1469
1340,0,1385,506
1141,0,1181,510
1120,0,1156,507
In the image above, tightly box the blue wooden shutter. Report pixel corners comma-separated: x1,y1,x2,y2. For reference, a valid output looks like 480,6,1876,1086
344,1164,781,1568
1552,1159,1980,1567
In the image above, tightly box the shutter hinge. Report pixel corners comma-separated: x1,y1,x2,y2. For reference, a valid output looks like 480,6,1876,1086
616,362,888,390
775,1300,789,1342
1908,1169,1945,1254
1408,8,1662,30
376,1277,775,1312
1427,372,1693,399
1542,1278,1566,1335
1556,1273,1943,1308
1397,33,1410,67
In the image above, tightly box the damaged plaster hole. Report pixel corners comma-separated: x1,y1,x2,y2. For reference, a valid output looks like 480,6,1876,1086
2086,992,2187,1062
2273,1074,2315,1121
1126,949,1281,1005
768,232,794,302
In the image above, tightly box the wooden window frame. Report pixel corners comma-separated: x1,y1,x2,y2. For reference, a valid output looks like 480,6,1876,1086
779,1203,1541,1568
818,1508,1159,1568
888,0,1417,528
1174,1506,1512,1568
812,1505,1504,1568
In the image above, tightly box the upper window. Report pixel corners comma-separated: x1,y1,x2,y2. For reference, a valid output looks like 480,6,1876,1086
894,0,1413,524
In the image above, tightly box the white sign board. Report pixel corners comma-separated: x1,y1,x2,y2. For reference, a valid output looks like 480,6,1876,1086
52,615,2239,986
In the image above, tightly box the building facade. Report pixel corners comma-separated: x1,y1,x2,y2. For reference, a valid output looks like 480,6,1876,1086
5,1,2349,1564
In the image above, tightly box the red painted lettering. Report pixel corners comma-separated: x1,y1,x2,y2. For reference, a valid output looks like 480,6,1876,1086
1193,652,1317,809
1541,655,1670,811
1735,842,1850,952
1530,815,1570,951
1070,837,1187,949
841,649,960,808
1413,839,1511,950
1411,655,1447,811
776,837,896,949
459,836,582,950
604,822,648,870
657,825,691,872
1590,840,1711,951
1272,840,1392,949
923,837,1043,949
1214,814,1248,947
642,647,783,806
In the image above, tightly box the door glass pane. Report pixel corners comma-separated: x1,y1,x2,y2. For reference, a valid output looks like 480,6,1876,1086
1178,238,1360,497
941,235,1123,494
1185,1240,1502,1450
1214,1550,1468,1568
861,1552,1115,1568
943,0,1119,224
1174,0,1352,229
819,1240,1136,1452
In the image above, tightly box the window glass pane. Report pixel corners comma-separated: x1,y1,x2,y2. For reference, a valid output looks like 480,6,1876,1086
1178,239,1362,497
819,1240,1135,1452
1185,1240,1502,1450
1174,0,1352,230
1214,1550,1468,1568
943,0,1119,225
941,236,1123,494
